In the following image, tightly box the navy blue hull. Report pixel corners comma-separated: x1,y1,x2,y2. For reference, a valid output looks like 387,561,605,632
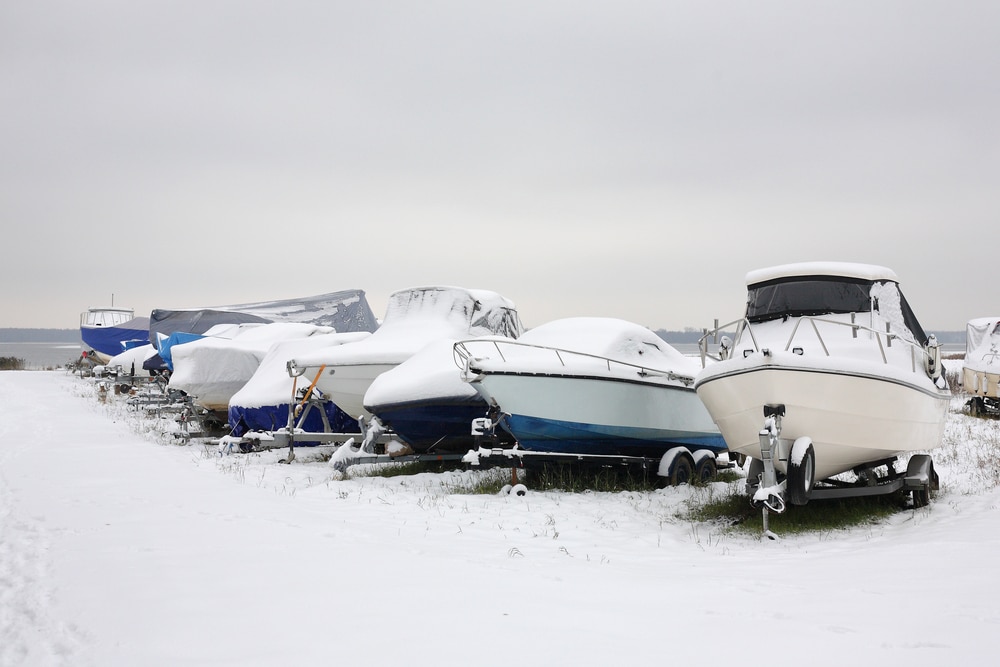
228,402,360,445
81,323,149,359
369,399,515,453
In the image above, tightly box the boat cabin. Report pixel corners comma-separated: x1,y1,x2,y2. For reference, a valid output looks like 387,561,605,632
743,262,928,345
80,307,136,328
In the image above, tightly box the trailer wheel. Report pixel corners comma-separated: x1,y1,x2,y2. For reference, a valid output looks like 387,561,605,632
911,460,935,508
786,438,815,506
694,455,717,485
665,452,694,486
969,398,980,417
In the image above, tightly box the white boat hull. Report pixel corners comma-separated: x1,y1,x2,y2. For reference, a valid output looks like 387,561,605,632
470,372,727,457
311,363,396,420
695,353,950,481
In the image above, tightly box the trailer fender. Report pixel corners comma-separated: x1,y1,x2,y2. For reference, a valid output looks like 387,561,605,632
657,447,695,485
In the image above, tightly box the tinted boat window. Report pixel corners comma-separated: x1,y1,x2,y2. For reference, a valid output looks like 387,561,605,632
746,278,873,323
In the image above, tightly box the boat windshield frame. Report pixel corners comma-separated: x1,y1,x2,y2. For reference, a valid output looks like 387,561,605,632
81,308,135,328
745,275,928,345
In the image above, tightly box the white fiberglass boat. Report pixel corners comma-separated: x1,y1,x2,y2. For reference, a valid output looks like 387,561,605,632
694,262,950,512
962,317,1000,416
455,317,727,477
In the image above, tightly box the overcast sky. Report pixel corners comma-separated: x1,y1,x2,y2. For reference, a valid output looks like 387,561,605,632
2,1,997,332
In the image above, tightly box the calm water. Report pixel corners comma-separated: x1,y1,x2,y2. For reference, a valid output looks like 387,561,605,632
0,342,84,369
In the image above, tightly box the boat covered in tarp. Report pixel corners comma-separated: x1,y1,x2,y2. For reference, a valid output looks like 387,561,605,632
228,331,373,440
963,317,1000,415
80,306,150,363
145,289,379,372
148,289,378,345
288,286,523,420
167,322,338,412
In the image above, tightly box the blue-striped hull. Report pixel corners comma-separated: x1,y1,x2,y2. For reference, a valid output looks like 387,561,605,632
500,414,728,458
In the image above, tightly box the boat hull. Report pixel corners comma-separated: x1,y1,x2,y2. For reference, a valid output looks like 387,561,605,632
695,355,950,480
470,373,727,458
313,363,396,420
227,402,360,443
80,318,150,363
366,396,515,453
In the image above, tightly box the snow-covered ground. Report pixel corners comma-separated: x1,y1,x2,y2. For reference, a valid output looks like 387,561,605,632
2,365,999,666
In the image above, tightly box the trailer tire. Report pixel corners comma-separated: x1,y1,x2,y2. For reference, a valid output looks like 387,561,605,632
911,458,935,508
694,455,717,485
665,452,695,486
969,398,979,417
787,438,815,506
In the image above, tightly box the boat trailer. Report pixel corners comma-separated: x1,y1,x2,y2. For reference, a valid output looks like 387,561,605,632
460,417,731,486
750,404,939,539
217,388,476,469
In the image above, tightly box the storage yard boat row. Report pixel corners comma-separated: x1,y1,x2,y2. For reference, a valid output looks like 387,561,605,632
82,262,980,526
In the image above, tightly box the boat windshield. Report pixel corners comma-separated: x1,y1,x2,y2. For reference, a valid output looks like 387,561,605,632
82,309,134,327
746,276,929,345
746,277,874,323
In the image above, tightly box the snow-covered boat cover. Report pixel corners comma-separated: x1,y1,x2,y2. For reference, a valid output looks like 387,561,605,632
148,289,378,342
964,317,1000,374
462,316,701,377
167,323,338,409
292,286,522,367
364,337,477,408
228,331,372,436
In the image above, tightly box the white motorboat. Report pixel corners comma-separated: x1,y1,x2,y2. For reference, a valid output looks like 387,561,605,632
694,262,950,512
288,286,523,421
962,317,1000,416
454,317,727,477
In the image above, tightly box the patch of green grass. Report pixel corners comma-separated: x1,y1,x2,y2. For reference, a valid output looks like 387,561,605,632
713,469,743,485
349,460,464,478
683,483,911,535
524,461,664,493
445,468,513,495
